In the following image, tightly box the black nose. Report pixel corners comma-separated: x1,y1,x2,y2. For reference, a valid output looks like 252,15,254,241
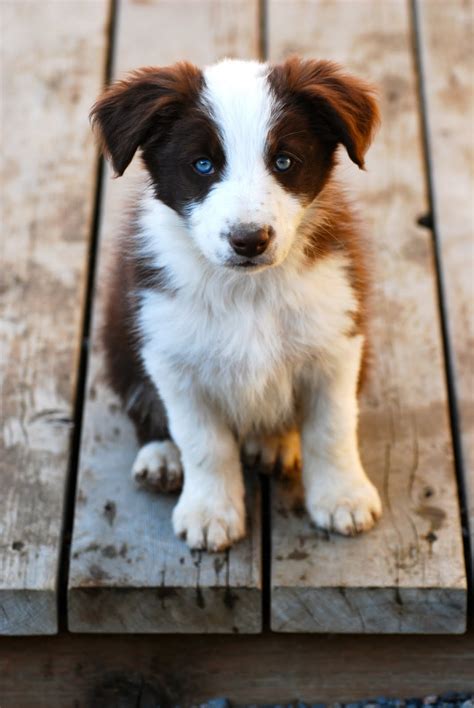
229,224,274,258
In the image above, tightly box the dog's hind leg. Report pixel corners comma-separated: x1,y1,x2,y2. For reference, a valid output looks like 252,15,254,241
101,245,183,493
126,382,184,493
132,439,183,492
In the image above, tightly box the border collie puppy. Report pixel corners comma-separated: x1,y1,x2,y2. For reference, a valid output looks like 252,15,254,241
92,57,382,551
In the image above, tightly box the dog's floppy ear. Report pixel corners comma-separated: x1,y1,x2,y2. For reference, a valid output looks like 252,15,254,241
90,62,203,176
270,57,380,169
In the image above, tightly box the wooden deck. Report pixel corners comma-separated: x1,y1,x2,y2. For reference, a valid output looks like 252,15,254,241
1,0,472,666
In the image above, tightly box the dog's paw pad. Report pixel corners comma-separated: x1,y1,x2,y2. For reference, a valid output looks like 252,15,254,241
307,476,382,536
243,430,301,477
132,440,183,492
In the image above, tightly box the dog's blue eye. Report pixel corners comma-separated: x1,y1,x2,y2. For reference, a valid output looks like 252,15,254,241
274,154,293,172
193,158,214,175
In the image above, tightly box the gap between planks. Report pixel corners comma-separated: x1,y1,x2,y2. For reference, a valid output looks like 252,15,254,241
57,0,118,634
412,0,474,611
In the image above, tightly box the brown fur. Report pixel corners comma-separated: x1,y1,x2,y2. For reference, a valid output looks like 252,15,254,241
265,100,335,205
101,215,170,444
268,57,380,169
298,181,373,391
90,62,204,177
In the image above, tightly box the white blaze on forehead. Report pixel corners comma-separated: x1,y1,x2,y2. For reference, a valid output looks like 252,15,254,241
201,59,277,178
185,59,303,269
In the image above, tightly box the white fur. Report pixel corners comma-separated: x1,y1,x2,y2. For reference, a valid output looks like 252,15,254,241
138,199,358,433
301,334,382,534
130,59,381,549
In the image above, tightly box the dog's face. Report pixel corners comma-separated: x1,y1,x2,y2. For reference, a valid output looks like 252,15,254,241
92,58,379,271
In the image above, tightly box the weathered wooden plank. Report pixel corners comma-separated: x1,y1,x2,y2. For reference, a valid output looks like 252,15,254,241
2,633,474,706
416,0,474,596
0,0,110,634
68,0,262,633
268,0,467,633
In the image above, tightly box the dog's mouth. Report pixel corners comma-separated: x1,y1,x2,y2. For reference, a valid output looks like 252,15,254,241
236,260,259,268
225,256,274,271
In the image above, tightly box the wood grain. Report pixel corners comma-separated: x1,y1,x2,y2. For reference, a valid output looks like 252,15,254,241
416,0,474,596
267,0,467,633
0,0,110,635
68,0,263,633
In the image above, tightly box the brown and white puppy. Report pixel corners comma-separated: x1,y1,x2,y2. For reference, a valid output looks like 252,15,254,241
92,57,382,551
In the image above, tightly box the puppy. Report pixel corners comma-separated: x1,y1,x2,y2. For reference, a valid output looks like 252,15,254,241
91,57,382,551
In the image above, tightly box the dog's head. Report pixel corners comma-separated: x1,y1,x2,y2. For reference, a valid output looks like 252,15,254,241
91,58,379,271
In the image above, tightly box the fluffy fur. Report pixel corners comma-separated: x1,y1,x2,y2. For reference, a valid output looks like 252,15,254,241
92,57,382,551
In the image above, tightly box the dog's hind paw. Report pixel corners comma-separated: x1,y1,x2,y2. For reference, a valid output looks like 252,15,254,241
132,440,183,492
242,429,301,477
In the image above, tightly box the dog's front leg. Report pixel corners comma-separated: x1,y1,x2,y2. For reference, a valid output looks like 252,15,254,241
150,365,245,551
302,335,382,535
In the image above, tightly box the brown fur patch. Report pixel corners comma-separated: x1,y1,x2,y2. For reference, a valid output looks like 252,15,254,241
133,259,175,293
298,181,373,390
101,214,171,444
265,103,335,204
90,62,204,177
142,108,225,215
268,57,380,169
91,62,226,215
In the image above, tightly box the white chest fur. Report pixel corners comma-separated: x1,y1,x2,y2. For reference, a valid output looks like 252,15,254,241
137,203,357,434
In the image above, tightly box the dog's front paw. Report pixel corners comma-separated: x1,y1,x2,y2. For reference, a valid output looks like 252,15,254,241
132,440,183,492
243,430,301,477
306,467,382,536
172,490,246,552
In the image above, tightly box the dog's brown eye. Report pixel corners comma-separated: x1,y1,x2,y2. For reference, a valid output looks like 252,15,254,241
274,154,293,172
